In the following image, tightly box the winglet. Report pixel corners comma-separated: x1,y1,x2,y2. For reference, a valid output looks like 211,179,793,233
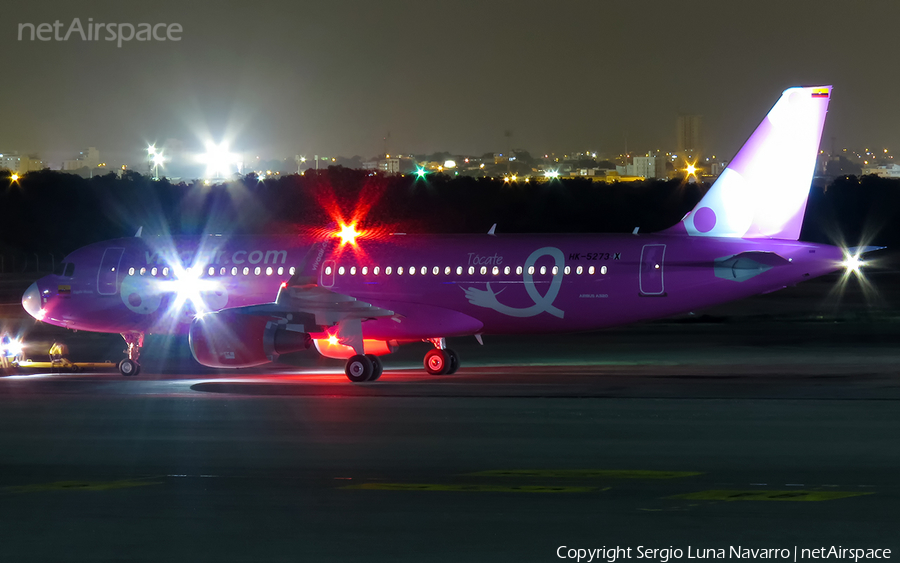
487,224,497,236
134,227,143,238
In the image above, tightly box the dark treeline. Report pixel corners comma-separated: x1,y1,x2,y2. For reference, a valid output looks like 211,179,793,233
1,168,898,262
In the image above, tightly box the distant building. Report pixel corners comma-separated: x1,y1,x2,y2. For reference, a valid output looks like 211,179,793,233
627,156,667,179
861,164,900,179
377,157,401,174
676,114,702,155
63,147,100,171
0,152,44,172
0,152,21,172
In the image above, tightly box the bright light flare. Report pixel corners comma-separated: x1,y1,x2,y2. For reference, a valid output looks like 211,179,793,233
416,167,427,178
544,170,560,179
198,142,237,179
158,263,221,317
4,339,24,357
685,163,698,176
335,223,362,247
10,173,20,182
841,252,863,275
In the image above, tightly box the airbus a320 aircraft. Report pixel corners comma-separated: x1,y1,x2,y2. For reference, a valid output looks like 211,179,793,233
21,85,872,381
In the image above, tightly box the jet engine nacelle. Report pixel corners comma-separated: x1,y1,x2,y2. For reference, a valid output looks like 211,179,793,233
189,310,311,368
313,338,398,359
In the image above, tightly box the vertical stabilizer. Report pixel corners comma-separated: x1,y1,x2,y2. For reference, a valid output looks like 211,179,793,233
667,86,831,240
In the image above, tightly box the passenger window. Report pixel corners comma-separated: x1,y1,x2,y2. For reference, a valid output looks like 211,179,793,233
479,266,487,275
231,267,238,276
601,266,608,275
456,266,463,275
467,266,474,275
588,266,595,275
362,266,368,275
540,266,547,275
492,266,499,275
516,266,523,275
576,266,583,275
504,266,510,275
386,266,392,275
444,266,451,275
374,266,380,275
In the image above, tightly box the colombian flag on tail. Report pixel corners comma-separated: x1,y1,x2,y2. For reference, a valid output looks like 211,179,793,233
811,87,829,98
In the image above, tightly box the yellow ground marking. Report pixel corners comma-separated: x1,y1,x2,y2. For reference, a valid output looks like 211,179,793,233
668,490,873,502
5,479,162,494
465,469,701,479
343,483,604,493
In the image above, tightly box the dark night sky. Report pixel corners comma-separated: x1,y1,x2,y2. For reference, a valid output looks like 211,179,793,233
2,0,899,167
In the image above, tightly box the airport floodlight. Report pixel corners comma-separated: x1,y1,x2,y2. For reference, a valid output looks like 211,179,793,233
199,142,238,180
10,173,19,182
416,167,426,178
147,145,156,156
443,160,456,169
151,152,166,180
544,170,560,179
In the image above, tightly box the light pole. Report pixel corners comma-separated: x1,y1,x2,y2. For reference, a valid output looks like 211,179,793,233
147,145,156,177
152,152,165,180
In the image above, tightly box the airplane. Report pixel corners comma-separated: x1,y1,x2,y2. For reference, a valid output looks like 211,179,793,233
20,85,875,382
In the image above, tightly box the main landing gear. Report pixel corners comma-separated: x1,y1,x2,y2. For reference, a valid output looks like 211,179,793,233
344,354,383,383
424,338,460,375
119,332,144,376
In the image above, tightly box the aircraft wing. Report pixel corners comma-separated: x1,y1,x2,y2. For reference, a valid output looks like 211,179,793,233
239,282,395,328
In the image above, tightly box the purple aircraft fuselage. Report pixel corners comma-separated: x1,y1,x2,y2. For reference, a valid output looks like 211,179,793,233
21,85,862,381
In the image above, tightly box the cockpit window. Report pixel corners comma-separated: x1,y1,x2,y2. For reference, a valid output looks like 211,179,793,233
64,263,75,277
54,262,65,276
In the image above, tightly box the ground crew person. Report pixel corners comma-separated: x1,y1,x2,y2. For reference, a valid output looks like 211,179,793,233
0,333,11,370
49,340,73,371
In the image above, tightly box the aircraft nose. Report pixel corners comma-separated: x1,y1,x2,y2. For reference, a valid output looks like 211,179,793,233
22,282,44,320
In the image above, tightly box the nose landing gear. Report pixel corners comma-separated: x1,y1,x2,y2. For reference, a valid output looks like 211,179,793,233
119,332,144,376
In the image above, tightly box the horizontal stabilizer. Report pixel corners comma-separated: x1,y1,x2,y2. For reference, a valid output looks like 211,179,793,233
714,251,790,282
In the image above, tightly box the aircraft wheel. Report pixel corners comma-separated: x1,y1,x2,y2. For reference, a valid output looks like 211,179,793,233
424,349,451,375
345,354,374,383
118,359,140,377
446,349,460,374
366,355,383,381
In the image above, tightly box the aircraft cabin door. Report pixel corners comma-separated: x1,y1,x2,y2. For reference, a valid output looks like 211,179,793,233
97,247,125,295
321,260,335,288
639,244,666,296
